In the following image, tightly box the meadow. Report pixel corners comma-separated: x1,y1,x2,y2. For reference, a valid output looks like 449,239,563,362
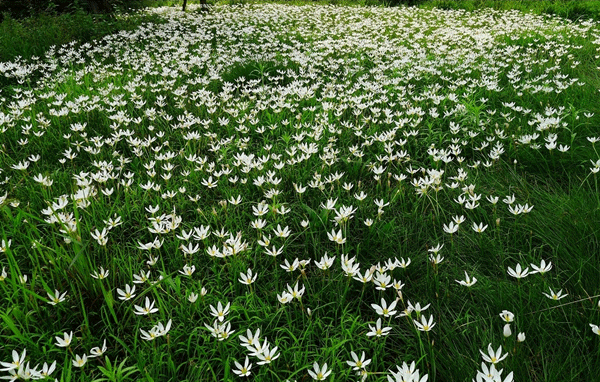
1,2,600,381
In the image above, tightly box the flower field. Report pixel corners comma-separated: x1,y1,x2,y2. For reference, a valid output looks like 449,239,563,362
1,3,600,381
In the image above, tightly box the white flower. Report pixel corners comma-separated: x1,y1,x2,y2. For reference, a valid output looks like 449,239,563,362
327,228,346,244
72,354,87,368
280,258,299,273
320,198,338,211
475,363,508,382
90,227,109,246
472,222,488,233
429,254,444,265
315,253,335,270
256,344,280,365
116,284,136,301
407,301,431,316
443,221,459,234
530,259,552,275
89,339,107,358
134,297,159,315
487,195,499,205
373,272,391,290
0,349,26,371
277,292,293,304
455,271,477,287
233,356,252,377
273,224,291,238
308,362,332,381
371,298,398,317
480,343,508,364
428,243,444,254
179,264,196,276
0,239,11,253
507,264,529,279
542,288,568,301
354,191,368,201
40,361,57,378
286,283,305,300
239,268,258,285
55,331,74,347
140,320,172,341
503,324,512,338
452,215,466,225
209,301,231,322
413,315,436,332
502,194,516,205
7,361,41,380
389,361,428,382
11,361,42,380
499,310,514,323
346,351,371,370
91,267,109,280
239,328,261,351
146,255,159,266
47,289,67,305
264,245,284,257
366,318,391,337
397,257,411,268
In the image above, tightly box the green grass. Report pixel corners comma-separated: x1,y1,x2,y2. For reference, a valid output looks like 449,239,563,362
0,8,166,62
419,0,600,21
1,2,600,382
3,0,600,65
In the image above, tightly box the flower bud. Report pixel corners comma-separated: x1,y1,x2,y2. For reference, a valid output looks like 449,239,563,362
503,324,512,338
517,332,526,342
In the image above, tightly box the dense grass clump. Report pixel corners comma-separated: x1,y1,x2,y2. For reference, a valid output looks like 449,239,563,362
420,0,600,21
0,8,166,62
0,3,600,382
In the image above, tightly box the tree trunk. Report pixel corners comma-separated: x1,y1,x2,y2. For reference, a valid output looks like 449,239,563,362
88,0,101,13
182,0,187,11
87,0,113,14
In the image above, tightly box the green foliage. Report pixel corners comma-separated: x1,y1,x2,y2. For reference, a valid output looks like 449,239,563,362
420,0,600,21
93,357,139,382
0,0,153,19
0,9,165,62
1,2,600,382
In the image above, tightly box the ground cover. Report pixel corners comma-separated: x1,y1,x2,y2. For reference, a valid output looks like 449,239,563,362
419,0,600,21
0,3,600,381
0,8,166,62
